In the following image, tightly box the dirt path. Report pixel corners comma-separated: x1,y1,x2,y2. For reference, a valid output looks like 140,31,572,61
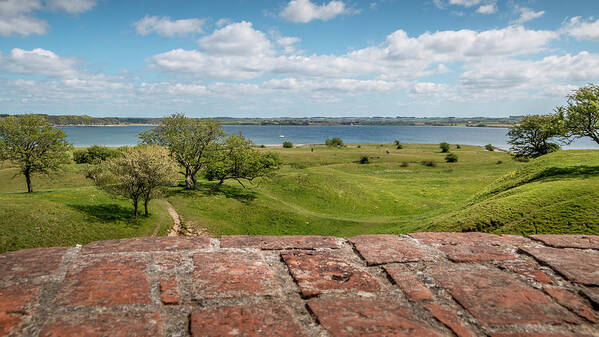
166,201,182,236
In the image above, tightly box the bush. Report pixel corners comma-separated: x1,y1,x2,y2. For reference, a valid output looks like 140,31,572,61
282,141,293,148
325,137,344,147
485,144,495,151
421,160,436,167
456,144,461,149
445,153,458,163
357,145,361,148
496,160,503,164
73,145,120,164
440,142,450,153
359,155,370,164
394,140,403,149
400,162,409,167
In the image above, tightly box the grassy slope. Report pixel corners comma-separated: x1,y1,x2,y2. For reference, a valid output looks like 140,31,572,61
0,163,171,253
427,150,599,235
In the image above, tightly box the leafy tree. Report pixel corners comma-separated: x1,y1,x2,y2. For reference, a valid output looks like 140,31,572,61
73,145,120,164
439,142,450,153
0,115,71,193
559,84,599,144
507,114,562,159
445,153,458,163
359,155,370,164
394,140,403,149
282,141,293,148
485,144,495,151
140,113,224,189
204,134,281,190
89,145,177,217
325,137,344,147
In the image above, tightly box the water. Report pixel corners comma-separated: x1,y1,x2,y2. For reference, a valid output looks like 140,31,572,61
58,125,599,149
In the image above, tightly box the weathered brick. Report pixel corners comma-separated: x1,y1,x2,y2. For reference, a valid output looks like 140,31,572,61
499,260,553,284
544,287,597,323
431,264,578,326
190,303,307,337
81,236,209,254
56,255,151,306
39,311,163,337
281,251,380,298
349,235,435,265
521,246,599,285
220,235,338,249
491,333,594,337
307,296,441,337
423,303,475,337
384,264,434,301
530,234,599,249
192,251,278,299
0,247,67,282
580,286,599,306
152,253,184,272
438,243,516,262
0,284,40,336
410,232,522,246
160,278,179,305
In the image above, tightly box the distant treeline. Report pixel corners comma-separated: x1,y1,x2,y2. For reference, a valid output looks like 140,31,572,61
0,114,524,127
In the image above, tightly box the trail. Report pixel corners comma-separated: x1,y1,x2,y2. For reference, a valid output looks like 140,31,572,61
166,201,182,236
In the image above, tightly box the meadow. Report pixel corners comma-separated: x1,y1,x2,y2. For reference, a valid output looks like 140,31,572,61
1,143,598,253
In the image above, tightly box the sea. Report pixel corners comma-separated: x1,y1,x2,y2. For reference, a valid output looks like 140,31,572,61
57,125,599,149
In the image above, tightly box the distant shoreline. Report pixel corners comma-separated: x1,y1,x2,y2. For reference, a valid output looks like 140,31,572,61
55,123,512,128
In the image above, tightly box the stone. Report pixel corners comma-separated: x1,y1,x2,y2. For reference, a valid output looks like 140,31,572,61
307,296,441,337
220,235,339,249
0,247,68,282
192,251,278,299
521,246,599,285
81,236,210,254
281,251,380,298
544,287,597,323
431,264,578,326
349,235,434,265
56,255,151,306
437,243,516,262
0,284,40,336
530,234,599,249
498,260,553,284
423,303,475,337
39,311,163,337
410,232,519,246
152,253,184,272
491,334,594,337
190,303,307,337
580,286,599,306
384,264,434,301
160,278,179,305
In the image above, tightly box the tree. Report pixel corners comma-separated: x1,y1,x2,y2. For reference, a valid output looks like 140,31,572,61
73,145,120,164
439,142,450,153
559,84,599,145
139,114,224,189
325,137,344,147
204,134,281,190
507,114,562,159
0,115,71,193
282,141,293,148
485,144,495,151
445,153,458,163
394,140,403,149
89,145,177,217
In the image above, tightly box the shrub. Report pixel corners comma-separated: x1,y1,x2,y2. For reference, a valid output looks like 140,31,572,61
357,145,361,148
400,162,409,167
394,140,403,149
359,155,370,164
485,144,495,151
496,160,503,164
282,141,293,148
73,145,119,164
325,137,344,147
445,153,458,163
456,144,461,149
260,144,266,148
440,142,450,153
421,160,436,167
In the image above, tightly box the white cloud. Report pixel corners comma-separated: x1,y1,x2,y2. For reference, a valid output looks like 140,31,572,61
476,4,496,14
449,0,484,7
563,17,599,41
133,15,205,37
46,0,97,14
0,48,79,78
198,21,273,56
512,6,544,25
280,0,357,23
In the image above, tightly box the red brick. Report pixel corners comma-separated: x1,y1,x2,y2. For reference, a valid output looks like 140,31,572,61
0,284,40,336
220,235,338,249
438,243,516,262
56,255,151,306
410,232,520,246
160,278,179,305
431,264,578,326
39,311,162,337
81,236,209,254
307,296,441,337
190,303,307,337
530,234,599,249
580,286,599,306
423,304,475,337
281,251,380,298
499,260,553,284
491,334,594,337
349,235,435,265
384,264,434,301
544,287,597,323
192,251,278,299
152,253,184,272
0,247,67,282
521,246,599,285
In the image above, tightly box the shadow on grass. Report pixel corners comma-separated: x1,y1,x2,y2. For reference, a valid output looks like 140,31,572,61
68,203,139,223
532,165,599,182
166,181,258,203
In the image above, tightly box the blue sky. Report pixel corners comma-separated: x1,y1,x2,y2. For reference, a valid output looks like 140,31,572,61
1,0,599,118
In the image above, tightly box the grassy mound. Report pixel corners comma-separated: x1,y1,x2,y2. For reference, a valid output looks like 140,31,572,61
427,150,599,235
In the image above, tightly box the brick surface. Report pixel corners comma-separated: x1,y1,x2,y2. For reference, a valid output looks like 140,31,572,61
81,236,210,254
152,252,184,272
282,251,380,298
438,243,516,262
190,303,307,337
307,296,441,337
39,311,163,337
0,284,40,336
530,234,599,249
192,251,278,299
521,246,599,285
349,235,434,265
56,255,151,306
160,278,179,305
580,286,599,306
498,260,553,284
384,264,434,301
220,235,338,249
544,287,597,323
410,232,524,246
431,264,578,326
423,303,475,337
491,334,594,337
0,247,67,282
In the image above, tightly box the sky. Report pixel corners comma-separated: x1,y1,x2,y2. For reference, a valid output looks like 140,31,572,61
1,0,599,118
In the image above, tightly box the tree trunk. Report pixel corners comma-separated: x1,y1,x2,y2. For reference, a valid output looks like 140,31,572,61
191,174,197,189
185,174,193,189
24,169,33,193
133,198,139,218
144,198,149,217
210,178,226,191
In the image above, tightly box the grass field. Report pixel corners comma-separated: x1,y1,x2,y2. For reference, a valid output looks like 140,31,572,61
1,143,598,253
